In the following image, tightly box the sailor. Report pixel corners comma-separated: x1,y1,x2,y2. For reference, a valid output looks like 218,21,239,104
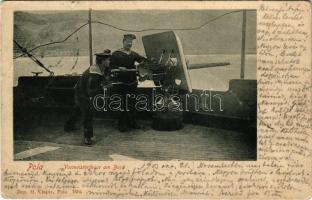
110,34,147,132
64,49,111,145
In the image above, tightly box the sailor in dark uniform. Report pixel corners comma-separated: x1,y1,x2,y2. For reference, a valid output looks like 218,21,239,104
110,34,147,132
64,49,111,145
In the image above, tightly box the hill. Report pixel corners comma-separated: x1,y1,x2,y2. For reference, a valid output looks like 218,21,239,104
14,10,256,57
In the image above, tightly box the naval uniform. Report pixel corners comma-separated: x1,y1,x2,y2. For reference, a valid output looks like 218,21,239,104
110,49,146,130
64,64,105,138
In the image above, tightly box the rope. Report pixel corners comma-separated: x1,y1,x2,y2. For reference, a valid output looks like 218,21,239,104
71,49,80,70
13,10,250,59
92,10,244,32
13,40,54,75
14,22,89,59
70,36,80,70
53,57,64,68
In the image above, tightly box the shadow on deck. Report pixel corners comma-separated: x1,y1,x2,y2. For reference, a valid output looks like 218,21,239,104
14,108,256,161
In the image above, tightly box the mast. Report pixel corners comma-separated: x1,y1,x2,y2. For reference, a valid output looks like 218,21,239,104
88,9,93,66
240,10,246,79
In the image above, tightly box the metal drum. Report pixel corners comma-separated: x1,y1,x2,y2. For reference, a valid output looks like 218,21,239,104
152,110,183,131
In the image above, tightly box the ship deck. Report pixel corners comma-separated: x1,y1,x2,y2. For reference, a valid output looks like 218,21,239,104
14,116,256,161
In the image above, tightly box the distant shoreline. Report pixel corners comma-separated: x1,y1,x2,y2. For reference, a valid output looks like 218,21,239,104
13,54,257,59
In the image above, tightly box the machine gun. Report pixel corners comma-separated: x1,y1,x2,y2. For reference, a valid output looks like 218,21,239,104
137,31,230,95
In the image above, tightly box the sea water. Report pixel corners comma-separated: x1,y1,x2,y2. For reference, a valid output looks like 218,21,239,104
13,54,256,91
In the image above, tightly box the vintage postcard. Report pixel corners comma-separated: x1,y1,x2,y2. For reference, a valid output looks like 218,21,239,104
1,1,311,199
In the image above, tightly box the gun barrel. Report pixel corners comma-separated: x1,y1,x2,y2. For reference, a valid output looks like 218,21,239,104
187,62,230,70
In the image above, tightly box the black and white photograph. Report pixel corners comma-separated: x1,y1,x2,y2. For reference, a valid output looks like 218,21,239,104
13,9,257,161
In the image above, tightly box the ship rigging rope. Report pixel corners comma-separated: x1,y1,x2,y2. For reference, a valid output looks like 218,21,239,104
14,9,252,59
13,40,54,75
92,10,247,32
14,22,89,59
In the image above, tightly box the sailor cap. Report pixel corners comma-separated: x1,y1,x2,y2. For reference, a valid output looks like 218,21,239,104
123,34,136,40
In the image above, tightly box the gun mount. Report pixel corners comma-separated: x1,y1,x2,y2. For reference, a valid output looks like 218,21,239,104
131,31,231,130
